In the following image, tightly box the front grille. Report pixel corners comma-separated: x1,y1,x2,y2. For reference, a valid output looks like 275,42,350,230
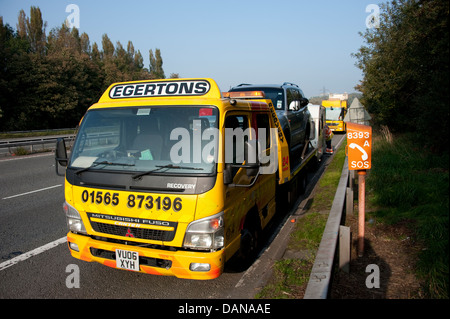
90,221,176,242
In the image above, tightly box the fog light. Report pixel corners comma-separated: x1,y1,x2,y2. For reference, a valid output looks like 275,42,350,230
69,242,79,252
190,263,211,272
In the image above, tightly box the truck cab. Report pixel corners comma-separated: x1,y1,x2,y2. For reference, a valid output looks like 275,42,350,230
321,94,348,132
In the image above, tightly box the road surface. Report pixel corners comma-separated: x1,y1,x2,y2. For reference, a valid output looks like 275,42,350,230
0,135,345,300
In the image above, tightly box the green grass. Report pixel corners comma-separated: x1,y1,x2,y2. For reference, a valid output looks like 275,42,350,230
255,258,313,299
367,132,449,299
288,213,328,252
12,146,31,156
319,145,347,188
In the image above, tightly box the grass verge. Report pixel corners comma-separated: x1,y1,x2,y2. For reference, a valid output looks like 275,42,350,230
367,132,449,298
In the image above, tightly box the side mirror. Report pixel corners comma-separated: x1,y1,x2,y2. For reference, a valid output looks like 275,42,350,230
55,138,68,176
300,98,309,108
289,100,300,111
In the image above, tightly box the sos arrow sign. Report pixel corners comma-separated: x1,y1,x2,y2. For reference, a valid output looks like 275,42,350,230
346,122,372,170
346,122,372,257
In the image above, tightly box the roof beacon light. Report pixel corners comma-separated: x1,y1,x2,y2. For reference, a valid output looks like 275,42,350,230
223,91,265,99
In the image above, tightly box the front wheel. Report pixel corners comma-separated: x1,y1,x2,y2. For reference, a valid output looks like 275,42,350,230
240,227,259,259
237,215,262,267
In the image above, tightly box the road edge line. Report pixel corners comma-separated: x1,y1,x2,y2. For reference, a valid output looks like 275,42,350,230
0,237,67,272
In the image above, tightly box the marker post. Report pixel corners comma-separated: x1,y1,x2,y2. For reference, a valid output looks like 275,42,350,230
346,123,372,257
357,170,366,257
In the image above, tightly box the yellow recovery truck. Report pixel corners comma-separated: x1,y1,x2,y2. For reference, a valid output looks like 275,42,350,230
322,93,348,132
55,78,318,280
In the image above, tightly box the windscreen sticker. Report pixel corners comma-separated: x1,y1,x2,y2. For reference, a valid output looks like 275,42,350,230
139,149,153,160
137,108,151,115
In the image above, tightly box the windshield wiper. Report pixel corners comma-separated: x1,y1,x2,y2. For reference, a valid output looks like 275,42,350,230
75,160,135,175
132,164,204,180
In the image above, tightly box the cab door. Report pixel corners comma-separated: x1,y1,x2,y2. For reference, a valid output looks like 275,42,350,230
223,112,255,256
252,112,277,229
222,111,276,258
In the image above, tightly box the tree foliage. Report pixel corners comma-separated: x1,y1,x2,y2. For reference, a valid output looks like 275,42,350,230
353,0,449,151
0,7,167,131
149,48,165,79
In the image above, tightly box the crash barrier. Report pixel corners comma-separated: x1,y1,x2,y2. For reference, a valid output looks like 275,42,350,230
303,156,351,299
0,134,75,155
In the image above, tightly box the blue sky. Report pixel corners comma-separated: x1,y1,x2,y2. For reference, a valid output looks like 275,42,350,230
1,0,382,97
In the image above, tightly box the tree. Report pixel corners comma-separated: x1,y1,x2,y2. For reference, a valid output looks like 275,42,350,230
353,0,449,151
149,48,165,79
16,7,47,56
0,6,171,131
80,32,91,55
1,17,38,130
16,10,26,38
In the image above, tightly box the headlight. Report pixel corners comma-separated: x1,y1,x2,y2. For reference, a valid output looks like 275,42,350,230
63,201,87,234
183,212,224,251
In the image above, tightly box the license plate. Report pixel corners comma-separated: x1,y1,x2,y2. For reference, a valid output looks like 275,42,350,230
115,249,140,271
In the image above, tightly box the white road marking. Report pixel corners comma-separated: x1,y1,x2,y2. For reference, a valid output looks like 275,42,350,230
0,237,67,271
2,184,62,200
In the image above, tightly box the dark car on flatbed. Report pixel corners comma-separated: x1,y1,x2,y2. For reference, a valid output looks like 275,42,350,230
229,82,311,155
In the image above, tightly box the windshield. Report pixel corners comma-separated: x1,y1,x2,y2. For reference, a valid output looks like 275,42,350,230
230,87,284,110
69,106,219,175
326,107,345,121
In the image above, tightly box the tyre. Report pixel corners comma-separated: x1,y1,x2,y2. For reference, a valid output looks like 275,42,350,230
238,212,262,267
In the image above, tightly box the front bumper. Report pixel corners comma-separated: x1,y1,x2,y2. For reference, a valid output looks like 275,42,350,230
66,232,224,280
327,122,345,132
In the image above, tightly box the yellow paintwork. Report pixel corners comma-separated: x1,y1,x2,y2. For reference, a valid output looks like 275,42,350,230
325,120,346,132
322,99,348,132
